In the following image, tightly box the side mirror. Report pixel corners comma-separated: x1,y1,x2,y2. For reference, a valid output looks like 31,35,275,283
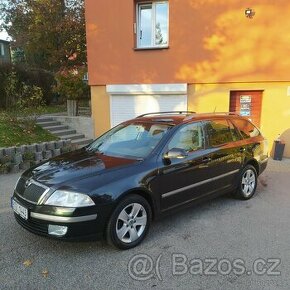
164,148,188,160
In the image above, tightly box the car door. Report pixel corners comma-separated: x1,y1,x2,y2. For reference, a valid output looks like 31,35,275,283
150,121,215,212
202,118,244,192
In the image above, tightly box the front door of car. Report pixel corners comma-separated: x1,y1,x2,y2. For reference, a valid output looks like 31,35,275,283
151,121,215,212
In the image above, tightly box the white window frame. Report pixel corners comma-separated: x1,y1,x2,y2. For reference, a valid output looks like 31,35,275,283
136,1,169,49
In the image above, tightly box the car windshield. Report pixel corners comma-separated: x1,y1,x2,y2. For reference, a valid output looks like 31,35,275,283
87,122,171,159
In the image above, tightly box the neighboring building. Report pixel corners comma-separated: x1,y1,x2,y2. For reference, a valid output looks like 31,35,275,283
85,0,290,157
0,39,11,65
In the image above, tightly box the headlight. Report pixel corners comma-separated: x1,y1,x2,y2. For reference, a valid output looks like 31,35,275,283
44,190,95,207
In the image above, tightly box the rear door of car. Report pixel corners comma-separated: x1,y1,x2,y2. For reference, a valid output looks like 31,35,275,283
202,118,244,193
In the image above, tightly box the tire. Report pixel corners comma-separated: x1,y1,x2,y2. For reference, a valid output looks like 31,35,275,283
233,165,258,200
106,194,152,250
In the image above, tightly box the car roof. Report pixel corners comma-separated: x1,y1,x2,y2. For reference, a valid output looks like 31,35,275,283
131,112,247,126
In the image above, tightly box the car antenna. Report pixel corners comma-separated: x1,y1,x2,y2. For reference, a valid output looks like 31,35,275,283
213,106,217,113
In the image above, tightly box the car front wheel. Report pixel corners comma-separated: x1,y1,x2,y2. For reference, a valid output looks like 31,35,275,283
106,194,152,250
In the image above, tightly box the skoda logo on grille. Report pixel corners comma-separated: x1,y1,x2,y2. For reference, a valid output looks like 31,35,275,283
25,179,33,188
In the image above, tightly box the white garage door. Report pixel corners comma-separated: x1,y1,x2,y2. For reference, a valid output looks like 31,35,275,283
110,94,187,127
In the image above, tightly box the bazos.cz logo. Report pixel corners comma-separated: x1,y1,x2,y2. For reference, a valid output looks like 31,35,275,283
127,253,281,281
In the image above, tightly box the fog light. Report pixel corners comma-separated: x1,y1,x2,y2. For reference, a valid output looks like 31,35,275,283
48,225,68,237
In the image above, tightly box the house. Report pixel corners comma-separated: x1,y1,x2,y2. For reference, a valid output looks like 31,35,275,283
0,39,11,65
85,0,290,157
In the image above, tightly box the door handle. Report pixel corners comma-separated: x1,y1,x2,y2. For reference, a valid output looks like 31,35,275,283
202,157,212,163
239,147,246,153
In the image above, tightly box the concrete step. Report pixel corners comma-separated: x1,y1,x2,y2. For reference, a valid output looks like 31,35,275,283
45,125,69,132
53,129,77,137
60,133,85,140
71,138,93,146
37,116,93,148
37,121,61,127
37,117,54,123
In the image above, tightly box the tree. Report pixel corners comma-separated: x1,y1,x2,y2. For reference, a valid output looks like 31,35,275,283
0,0,86,72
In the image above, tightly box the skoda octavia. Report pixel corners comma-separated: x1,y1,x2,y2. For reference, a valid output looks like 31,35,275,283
12,112,268,249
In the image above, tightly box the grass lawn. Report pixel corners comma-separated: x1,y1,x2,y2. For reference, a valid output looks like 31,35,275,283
0,117,58,147
42,105,66,114
0,105,65,147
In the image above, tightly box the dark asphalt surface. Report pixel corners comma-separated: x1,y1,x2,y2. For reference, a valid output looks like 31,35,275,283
0,159,290,290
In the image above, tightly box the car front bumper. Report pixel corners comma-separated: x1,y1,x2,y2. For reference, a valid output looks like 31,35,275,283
12,193,110,240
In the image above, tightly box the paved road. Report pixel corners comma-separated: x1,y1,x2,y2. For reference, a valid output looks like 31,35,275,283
1,159,290,290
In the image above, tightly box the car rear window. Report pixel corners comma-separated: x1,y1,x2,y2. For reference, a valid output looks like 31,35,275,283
232,119,261,139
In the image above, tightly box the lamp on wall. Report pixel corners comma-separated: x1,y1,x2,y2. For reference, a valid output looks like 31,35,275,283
245,8,255,19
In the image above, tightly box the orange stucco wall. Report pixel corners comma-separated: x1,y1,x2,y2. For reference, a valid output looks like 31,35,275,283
86,0,290,157
85,0,290,85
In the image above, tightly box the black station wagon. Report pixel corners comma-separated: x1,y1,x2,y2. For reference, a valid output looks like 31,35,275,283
12,112,268,249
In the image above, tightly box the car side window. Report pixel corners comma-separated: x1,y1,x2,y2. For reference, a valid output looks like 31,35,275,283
205,119,234,147
232,119,261,139
228,120,241,141
168,122,204,153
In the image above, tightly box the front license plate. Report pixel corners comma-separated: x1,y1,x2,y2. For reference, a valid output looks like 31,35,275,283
12,199,28,220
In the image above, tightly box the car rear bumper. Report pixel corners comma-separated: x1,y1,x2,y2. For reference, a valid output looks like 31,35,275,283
259,157,268,175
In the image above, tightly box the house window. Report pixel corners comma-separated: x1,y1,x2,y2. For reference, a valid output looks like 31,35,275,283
0,43,4,56
137,1,169,48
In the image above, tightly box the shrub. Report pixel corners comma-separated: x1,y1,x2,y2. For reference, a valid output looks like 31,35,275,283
0,63,56,109
54,67,89,101
2,72,47,133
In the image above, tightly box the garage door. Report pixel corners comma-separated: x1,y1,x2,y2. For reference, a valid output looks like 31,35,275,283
110,94,187,127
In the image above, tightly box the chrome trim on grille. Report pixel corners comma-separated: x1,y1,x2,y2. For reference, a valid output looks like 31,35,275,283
30,212,98,223
28,180,50,205
15,191,38,205
162,169,240,198
15,179,50,204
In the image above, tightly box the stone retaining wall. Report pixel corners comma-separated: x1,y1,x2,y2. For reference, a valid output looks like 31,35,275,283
0,140,74,174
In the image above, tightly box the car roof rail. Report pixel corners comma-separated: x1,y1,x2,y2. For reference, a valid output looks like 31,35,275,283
189,111,240,116
183,111,240,121
137,111,196,118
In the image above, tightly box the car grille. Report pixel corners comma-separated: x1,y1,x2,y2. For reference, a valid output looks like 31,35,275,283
15,177,26,194
15,178,48,204
14,214,48,235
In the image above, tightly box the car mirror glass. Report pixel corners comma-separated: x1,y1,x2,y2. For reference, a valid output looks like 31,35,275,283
164,148,188,160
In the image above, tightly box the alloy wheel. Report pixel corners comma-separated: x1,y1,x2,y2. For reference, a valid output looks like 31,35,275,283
241,169,256,197
116,203,147,243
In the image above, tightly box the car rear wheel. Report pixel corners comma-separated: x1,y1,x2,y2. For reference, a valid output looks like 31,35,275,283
233,165,258,200
106,194,152,250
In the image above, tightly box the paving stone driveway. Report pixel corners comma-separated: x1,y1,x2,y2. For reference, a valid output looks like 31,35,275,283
0,159,290,290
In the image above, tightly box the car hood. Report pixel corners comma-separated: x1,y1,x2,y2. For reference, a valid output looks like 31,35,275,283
27,148,138,188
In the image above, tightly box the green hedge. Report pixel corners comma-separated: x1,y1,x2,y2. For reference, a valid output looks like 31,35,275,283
0,63,56,108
